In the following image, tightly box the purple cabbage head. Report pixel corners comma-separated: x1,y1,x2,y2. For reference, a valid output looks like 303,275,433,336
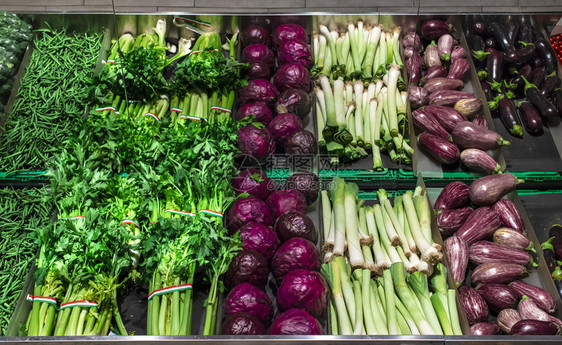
235,102,274,125
240,222,280,260
231,168,273,200
266,189,307,218
277,39,313,69
272,237,321,282
274,211,317,243
269,309,322,335
273,63,311,93
242,25,271,47
273,24,309,47
267,113,303,145
225,197,273,232
225,249,270,290
241,43,275,67
286,171,319,205
245,61,273,80
221,312,267,335
284,130,317,154
276,88,311,119
239,79,279,107
225,282,273,322
237,124,275,162
276,269,328,318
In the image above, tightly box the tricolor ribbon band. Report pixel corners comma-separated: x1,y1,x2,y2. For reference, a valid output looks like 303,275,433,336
70,215,86,220
26,295,57,306
95,106,119,114
198,209,223,218
60,300,99,310
164,209,195,217
173,17,211,28
179,115,205,122
171,107,183,113
142,113,161,122
120,219,140,229
101,59,116,65
190,49,220,55
210,106,232,114
148,284,193,301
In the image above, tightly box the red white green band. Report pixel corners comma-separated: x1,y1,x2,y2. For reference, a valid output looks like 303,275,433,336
171,108,182,113
120,219,140,228
148,284,193,301
27,295,57,306
101,59,116,65
60,300,99,310
70,215,86,220
179,115,205,122
210,106,231,114
142,113,161,122
190,49,220,55
173,17,211,28
198,209,223,217
165,209,195,217
95,106,117,112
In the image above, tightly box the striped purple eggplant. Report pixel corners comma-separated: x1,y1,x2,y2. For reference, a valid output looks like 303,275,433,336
429,90,475,106
406,53,423,86
477,283,519,312
421,65,448,85
452,121,510,150
451,45,467,62
434,181,470,211
444,236,469,287
409,85,429,109
423,105,467,132
469,173,523,206
493,228,534,252
412,108,451,140
423,77,464,94
438,207,472,236
424,41,442,68
460,149,502,175
471,322,501,335
438,34,454,61
454,98,483,119
417,133,460,165
448,58,471,80
498,308,522,334
518,297,562,327
469,240,531,266
456,207,501,245
491,199,525,234
459,286,489,325
472,262,528,286
510,320,560,335
421,20,452,40
510,280,557,314
403,32,423,52
471,116,488,129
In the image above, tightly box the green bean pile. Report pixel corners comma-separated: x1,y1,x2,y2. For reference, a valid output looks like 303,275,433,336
0,28,102,173
0,187,52,335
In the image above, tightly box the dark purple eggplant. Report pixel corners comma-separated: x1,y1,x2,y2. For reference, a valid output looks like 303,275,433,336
423,105,467,132
510,280,557,314
549,225,562,260
447,58,470,80
421,20,452,40
505,21,520,46
505,44,535,64
519,296,562,326
417,133,460,165
519,24,533,44
498,97,523,137
424,41,442,68
486,48,504,92
438,207,472,236
456,207,501,244
471,322,501,335
518,101,544,135
488,22,514,52
492,199,525,234
519,64,534,81
444,236,469,287
459,286,489,325
437,34,454,61
409,85,429,109
552,89,562,116
522,77,559,125
451,45,467,62
460,148,502,174
469,240,532,266
480,80,495,102
412,108,451,140
472,262,528,286
472,21,486,36
470,35,486,53
540,73,561,98
406,53,423,86
468,173,523,206
472,116,488,129
498,308,522,333
421,65,448,85
494,227,534,252
535,38,558,74
531,66,547,88
510,319,560,335
542,239,558,273
402,32,423,52
429,90,474,107
484,37,497,49
477,283,519,311
452,121,510,150
454,98,483,119
423,77,464,94
531,56,544,68
434,181,470,211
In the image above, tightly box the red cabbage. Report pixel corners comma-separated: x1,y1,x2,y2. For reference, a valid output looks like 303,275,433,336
224,282,273,322
277,39,313,69
284,130,317,154
240,222,280,260
266,189,307,218
221,312,267,335
225,249,269,290
237,124,275,162
239,79,279,107
235,102,274,125
286,171,319,205
273,24,309,47
276,88,311,119
273,63,311,92
274,211,317,243
269,309,322,335
242,25,271,47
231,168,273,200
244,61,273,80
276,269,328,318
225,197,273,232
241,43,275,67
267,113,303,145
272,237,321,282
